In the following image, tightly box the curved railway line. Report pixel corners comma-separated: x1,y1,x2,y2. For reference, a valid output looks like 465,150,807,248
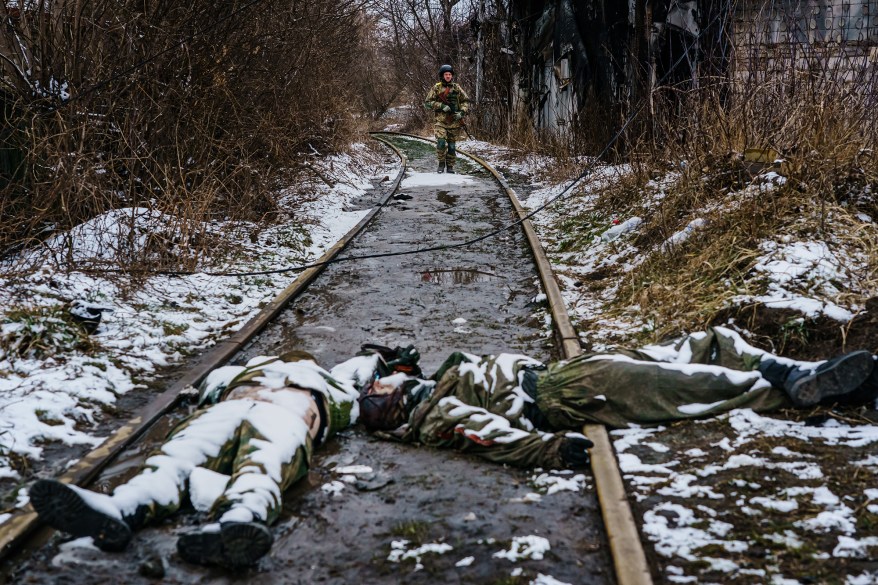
1,133,652,584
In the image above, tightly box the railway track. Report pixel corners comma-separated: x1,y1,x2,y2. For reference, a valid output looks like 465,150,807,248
1,133,651,584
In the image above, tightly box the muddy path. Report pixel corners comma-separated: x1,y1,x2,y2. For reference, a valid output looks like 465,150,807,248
238,137,551,371
6,136,616,584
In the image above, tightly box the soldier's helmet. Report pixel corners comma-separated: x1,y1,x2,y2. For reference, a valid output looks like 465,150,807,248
438,64,454,79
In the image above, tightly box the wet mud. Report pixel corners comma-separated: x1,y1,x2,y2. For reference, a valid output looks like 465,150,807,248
238,139,551,371
12,430,610,585
6,137,615,583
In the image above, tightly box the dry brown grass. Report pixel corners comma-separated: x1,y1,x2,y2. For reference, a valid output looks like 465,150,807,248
0,0,370,273
585,32,878,339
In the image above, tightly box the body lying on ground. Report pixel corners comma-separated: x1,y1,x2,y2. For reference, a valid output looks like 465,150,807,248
359,327,877,469
29,351,380,569
30,326,876,568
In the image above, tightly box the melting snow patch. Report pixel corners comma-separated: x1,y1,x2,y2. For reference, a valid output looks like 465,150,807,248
847,571,878,584
656,473,724,500
832,536,878,558
334,465,372,475
611,425,665,453
530,575,572,585
455,556,474,567
493,535,551,561
642,502,748,561
737,240,862,321
50,537,102,567
530,471,587,495
751,496,798,512
400,172,474,188
321,481,345,497
387,539,453,570
509,492,542,504
765,531,804,549
617,452,678,475
796,506,857,534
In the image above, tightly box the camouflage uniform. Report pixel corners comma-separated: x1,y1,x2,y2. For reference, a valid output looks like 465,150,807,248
424,81,470,168
389,353,584,469
387,327,816,468
109,354,362,527
533,327,790,430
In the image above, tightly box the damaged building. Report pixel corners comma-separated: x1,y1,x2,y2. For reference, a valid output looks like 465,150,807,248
502,0,878,134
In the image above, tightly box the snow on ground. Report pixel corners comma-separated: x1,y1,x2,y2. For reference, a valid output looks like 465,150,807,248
400,171,474,188
612,412,878,582
461,139,878,583
462,139,873,348
734,239,866,321
0,144,397,492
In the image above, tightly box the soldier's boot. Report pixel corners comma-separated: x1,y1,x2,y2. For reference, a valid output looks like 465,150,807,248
437,162,445,173
446,165,455,174
177,522,273,569
758,351,874,407
29,479,133,552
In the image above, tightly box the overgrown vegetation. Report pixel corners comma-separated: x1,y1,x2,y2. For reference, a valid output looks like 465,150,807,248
607,28,878,339
0,304,96,360
484,6,878,351
0,0,373,271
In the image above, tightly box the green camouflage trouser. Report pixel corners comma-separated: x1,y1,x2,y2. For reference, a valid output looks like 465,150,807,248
434,126,465,166
110,398,314,526
535,326,792,429
404,353,574,469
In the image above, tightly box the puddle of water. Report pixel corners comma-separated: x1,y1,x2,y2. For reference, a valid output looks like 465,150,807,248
420,268,503,285
436,191,457,206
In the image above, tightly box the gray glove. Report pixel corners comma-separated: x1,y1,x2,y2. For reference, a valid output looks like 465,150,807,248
454,112,464,121
441,105,452,113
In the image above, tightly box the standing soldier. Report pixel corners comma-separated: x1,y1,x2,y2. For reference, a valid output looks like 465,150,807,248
424,64,470,174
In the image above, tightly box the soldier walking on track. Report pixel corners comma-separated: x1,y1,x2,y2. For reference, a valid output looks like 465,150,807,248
424,64,470,174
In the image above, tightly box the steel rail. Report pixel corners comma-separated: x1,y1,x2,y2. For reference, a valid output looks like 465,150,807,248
4,133,652,585
0,136,408,561
375,131,654,585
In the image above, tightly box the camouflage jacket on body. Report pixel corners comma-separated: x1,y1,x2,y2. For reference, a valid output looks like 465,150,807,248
382,352,580,469
197,354,363,442
424,82,470,128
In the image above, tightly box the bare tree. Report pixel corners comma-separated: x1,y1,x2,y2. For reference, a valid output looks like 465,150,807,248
0,0,375,268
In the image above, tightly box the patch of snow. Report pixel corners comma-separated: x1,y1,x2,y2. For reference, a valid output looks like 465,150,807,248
530,472,587,495
387,540,453,565
530,575,572,585
334,465,373,475
188,467,230,512
321,480,345,497
0,145,392,482
493,535,551,561
833,536,878,558
400,172,474,188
